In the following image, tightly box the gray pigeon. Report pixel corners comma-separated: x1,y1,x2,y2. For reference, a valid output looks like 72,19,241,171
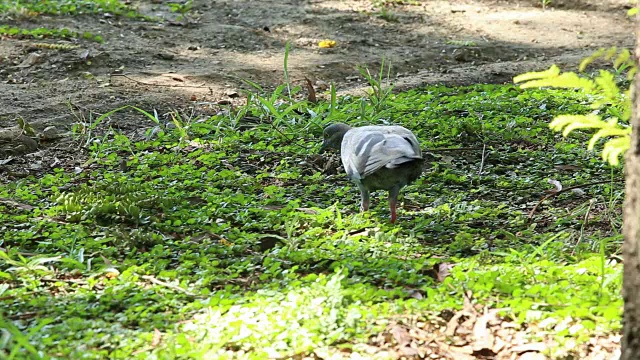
319,123,424,223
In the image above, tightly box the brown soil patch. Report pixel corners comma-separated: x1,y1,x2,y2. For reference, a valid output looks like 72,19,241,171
0,0,634,136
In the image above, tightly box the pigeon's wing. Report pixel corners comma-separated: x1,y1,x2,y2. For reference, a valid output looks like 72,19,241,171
385,126,422,158
341,129,385,180
341,126,422,179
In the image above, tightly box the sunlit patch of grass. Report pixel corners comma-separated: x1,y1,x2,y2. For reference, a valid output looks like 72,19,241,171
0,0,141,17
0,0,147,43
0,25,104,42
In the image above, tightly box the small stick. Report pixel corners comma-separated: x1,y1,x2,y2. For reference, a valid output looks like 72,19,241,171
140,275,196,296
111,73,210,89
528,179,624,219
424,147,486,152
478,143,487,175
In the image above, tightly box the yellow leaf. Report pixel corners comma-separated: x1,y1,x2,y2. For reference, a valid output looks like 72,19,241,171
318,40,337,48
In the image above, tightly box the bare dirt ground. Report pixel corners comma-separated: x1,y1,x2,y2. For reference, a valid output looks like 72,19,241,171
0,0,634,156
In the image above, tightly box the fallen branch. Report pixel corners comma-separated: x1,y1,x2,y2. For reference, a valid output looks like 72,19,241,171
528,179,625,219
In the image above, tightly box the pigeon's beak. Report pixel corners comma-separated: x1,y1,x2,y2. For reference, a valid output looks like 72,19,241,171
318,141,328,154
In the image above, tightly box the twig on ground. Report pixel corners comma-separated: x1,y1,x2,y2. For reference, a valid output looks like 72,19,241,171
478,143,487,175
528,179,625,220
140,275,196,296
111,73,210,89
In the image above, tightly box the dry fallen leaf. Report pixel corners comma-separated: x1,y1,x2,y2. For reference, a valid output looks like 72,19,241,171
472,310,497,352
435,262,454,282
398,346,420,357
390,325,412,347
151,328,162,347
547,179,563,192
16,52,43,68
407,289,424,300
304,77,317,103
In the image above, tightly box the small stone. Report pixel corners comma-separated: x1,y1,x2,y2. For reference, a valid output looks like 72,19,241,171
225,90,240,98
41,126,61,140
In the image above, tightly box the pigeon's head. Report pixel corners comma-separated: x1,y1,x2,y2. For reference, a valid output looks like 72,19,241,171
319,123,352,153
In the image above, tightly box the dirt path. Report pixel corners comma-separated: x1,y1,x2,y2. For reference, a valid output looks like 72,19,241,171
0,0,634,152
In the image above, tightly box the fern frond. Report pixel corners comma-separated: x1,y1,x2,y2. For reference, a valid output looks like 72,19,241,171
587,125,631,151
549,114,607,137
614,49,631,69
622,94,632,121
517,72,596,93
604,47,618,61
513,65,561,83
579,48,607,72
602,136,631,166
594,70,620,102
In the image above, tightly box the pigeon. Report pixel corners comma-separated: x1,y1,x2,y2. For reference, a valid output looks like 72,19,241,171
319,123,424,223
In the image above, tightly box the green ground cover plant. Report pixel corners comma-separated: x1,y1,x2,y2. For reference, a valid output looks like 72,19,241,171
0,0,146,42
0,78,624,358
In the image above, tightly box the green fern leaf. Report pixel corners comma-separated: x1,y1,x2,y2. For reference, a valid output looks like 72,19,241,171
604,47,618,61
594,70,620,102
614,49,631,69
549,114,605,137
587,125,631,151
513,65,561,83
579,48,606,72
517,73,596,93
602,136,631,166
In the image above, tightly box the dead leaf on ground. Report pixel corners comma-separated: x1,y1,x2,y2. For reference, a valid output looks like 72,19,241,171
151,328,162,347
472,309,498,352
435,262,454,282
547,179,562,193
304,77,317,103
398,345,420,357
407,289,424,300
17,117,36,137
438,341,476,360
16,52,43,68
390,325,412,347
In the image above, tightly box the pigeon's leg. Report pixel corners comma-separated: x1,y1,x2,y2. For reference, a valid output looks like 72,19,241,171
388,186,400,223
356,182,370,212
